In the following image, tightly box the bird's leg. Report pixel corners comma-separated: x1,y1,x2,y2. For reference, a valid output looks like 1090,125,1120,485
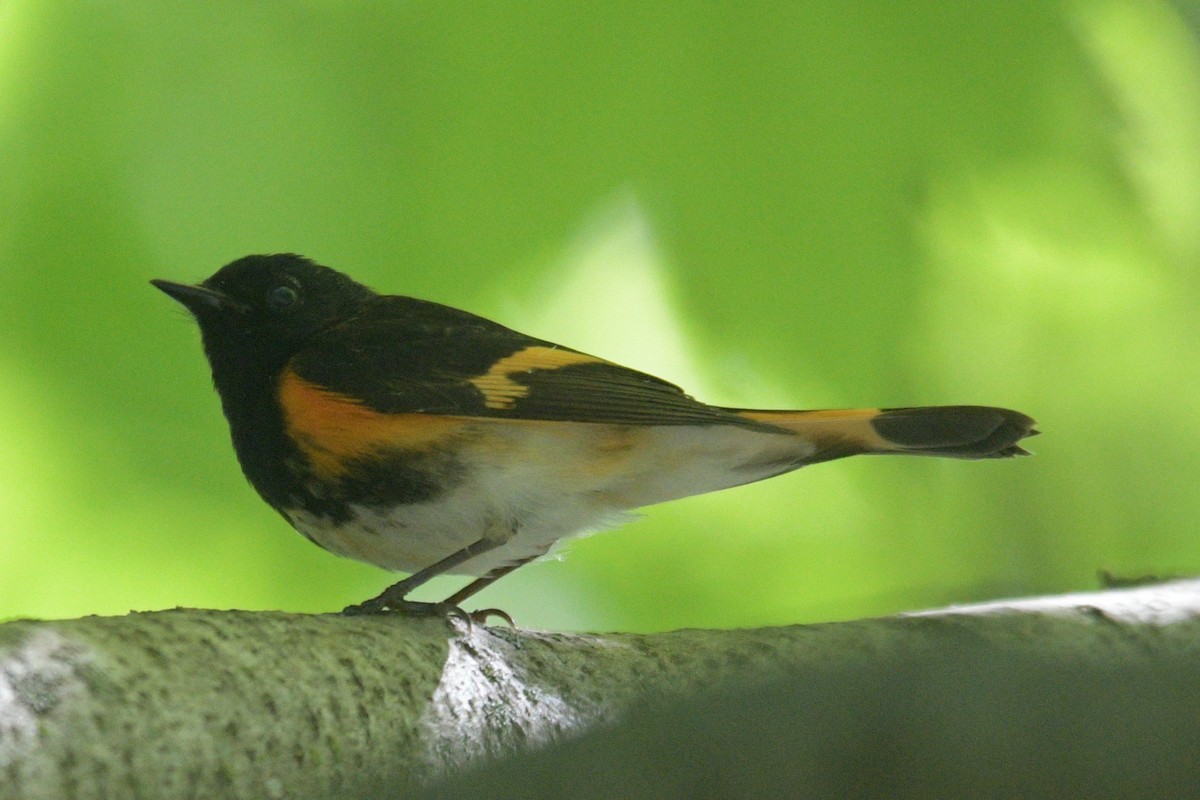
441,560,536,627
341,537,504,618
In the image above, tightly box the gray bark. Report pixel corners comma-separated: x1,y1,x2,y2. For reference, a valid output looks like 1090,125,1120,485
3,580,1200,799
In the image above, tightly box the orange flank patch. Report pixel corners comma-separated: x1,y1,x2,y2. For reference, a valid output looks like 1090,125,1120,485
278,368,465,478
468,346,602,410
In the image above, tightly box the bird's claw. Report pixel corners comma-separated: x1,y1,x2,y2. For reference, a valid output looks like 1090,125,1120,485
468,607,516,627
341,597,514,628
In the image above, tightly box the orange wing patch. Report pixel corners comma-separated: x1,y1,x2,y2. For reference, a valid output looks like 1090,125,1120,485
468,346,602,410
278,368,465,478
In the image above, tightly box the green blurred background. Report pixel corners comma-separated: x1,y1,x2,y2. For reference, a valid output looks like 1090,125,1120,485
2,2,1198,632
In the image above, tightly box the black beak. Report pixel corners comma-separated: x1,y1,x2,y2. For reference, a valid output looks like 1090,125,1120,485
151,280,244,314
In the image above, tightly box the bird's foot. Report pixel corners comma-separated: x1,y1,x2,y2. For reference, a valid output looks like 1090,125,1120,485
341,595,514,628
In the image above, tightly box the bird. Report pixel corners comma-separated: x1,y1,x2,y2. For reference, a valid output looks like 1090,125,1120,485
152,253,1037,622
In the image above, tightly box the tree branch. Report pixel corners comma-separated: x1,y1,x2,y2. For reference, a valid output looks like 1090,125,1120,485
4,580,1200,799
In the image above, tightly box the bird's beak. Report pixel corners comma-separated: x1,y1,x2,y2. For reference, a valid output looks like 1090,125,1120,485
151,280,245,314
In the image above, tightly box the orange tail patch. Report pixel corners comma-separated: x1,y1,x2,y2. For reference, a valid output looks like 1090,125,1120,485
734,406,1037,460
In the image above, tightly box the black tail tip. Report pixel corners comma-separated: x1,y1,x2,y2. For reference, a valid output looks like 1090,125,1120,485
1000,427,1040,457
872,406,1039,459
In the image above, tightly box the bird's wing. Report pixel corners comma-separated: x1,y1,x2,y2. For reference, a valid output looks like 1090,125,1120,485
285,296,770,429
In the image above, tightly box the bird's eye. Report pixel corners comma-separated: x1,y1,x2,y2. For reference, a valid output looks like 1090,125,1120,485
267,285,299,311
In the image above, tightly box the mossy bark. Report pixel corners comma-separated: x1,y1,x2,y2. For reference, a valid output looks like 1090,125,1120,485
3,580,1200,800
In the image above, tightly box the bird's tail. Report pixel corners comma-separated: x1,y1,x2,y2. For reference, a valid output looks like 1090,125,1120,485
733,405,1038,462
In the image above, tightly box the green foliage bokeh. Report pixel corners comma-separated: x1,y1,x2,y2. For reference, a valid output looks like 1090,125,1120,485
2,2,1198,631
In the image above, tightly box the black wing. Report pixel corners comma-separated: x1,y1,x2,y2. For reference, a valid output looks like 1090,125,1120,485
288,295,771,429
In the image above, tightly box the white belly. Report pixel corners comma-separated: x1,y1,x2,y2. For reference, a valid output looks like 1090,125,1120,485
287,491,632,576
286,421,811,576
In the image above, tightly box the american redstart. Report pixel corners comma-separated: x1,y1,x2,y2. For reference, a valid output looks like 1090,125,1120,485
153,254,1037,621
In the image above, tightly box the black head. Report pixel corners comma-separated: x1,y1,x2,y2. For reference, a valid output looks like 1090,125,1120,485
153,254,377,372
